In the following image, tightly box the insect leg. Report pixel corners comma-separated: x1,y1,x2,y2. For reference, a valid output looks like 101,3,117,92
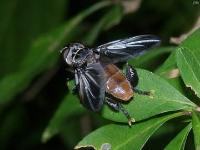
117,103,135,126
106,98,120,111
134,88,151,96
106,98,135,126
125,63,151,96
125,63,138,87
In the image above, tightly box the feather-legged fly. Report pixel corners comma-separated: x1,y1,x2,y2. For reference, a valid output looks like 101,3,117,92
61,35,160,125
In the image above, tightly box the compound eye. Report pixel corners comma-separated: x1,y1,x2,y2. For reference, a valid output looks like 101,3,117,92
63,49,69,61
79,44,85,49
73,43,85,50
60,47,73,65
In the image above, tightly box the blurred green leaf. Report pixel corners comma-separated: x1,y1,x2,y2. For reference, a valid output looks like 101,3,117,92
155,50,185,93
156,50,177,76
0,0,67,76
164,123,192,150
0,72,25,106
60,119,82,149
161,1,199,38
101,69,195,123
129,46,174,69
164,77,185,94
83,4,123,45
75,112,183,150
42,93,85,142
181,29,200,57
192,111,200,150
0,1,111,106
0,105,26,150
176,47,200,98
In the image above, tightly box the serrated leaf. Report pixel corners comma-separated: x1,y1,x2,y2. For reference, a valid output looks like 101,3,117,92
41,93,85,143
102,69,195,123
176,47,200,98
0,1,111,105
192,111,200,150
176,28,200,98
75,113,183,150
164,123,192,150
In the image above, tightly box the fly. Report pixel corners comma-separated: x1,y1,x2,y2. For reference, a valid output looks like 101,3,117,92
61,35,160,126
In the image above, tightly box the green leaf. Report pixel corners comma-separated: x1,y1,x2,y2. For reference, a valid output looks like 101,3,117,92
164,77,185,94
0,105,26,149
129,46,174,69
176,28,200,98
0,71,28,105
102,69,195,123
75,112,183,150
60,119,83,149
155,50,184,93
83,4,123,45
0,1,111,105
192,111,200,150
0,0,67,76
41,93,85,143
181,29,200,57
164,123,192,150
176,47,200,98
156,50,177,76
66,68,195,123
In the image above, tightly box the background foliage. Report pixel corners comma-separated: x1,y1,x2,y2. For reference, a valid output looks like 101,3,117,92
0,0,200,149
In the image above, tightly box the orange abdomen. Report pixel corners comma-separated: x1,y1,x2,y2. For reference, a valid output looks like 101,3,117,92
104,64,133,101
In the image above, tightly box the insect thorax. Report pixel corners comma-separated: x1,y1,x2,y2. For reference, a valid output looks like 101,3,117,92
71,48,97,69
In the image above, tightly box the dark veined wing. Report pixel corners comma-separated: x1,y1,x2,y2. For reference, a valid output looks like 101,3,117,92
93,35,161,64
76,63,106,112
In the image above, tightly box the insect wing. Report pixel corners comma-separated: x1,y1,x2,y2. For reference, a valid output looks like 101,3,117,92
77,63,106,112
94,35,160,63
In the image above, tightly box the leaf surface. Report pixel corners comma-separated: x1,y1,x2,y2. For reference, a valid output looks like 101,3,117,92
164,123,192,150
102,69,195,123
75,113,183,150
0,1,111,105
176,29,200,98
42,93,85,142
192,111,200,150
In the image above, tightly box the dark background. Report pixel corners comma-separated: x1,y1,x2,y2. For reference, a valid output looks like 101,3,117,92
0,0,199,149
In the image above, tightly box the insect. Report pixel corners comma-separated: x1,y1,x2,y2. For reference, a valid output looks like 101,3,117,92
61,35,160,125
